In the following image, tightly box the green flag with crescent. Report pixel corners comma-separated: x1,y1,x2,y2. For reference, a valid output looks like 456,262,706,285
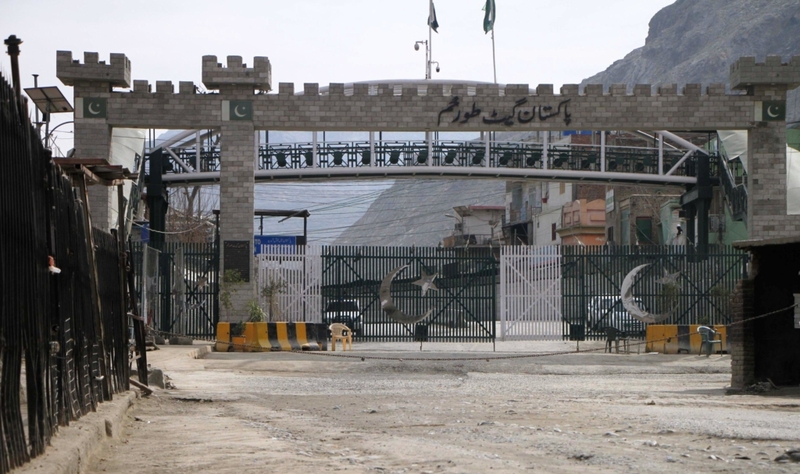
483,0,496,34
428,1,439,33
762,101,786,121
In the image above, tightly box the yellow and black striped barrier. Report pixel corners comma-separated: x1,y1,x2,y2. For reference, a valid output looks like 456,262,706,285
215,322,328,352
645,325,727,354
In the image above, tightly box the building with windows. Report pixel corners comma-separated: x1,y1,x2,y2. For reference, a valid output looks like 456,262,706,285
442,205,505,248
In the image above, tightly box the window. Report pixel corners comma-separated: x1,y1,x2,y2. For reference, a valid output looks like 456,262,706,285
636,217,653,244
551,223,557,241
607,226,614,243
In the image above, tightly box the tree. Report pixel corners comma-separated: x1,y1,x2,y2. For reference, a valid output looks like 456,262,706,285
260,278,287,322
165,185,216,243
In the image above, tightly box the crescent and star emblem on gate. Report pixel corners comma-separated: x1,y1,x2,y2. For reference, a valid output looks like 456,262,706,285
620,264,681,324
82,98,107,119
228,100,253,121
379,265,437,325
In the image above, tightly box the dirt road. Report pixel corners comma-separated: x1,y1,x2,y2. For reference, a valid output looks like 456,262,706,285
86,341,800,473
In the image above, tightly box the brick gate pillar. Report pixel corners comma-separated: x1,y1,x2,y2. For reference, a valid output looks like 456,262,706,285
729,56,800,239
57,51,131,230
203,55,271,322
729,279,755,390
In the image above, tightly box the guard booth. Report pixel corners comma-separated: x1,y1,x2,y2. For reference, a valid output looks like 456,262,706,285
731,237,800,389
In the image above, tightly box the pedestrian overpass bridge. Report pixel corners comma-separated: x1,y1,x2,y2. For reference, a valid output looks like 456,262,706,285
158,135,703,187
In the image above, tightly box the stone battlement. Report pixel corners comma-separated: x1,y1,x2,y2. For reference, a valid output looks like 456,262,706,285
118,80,734,98
202,55,271,91
56,51,131,88
275,82,729,98
729,55,800,90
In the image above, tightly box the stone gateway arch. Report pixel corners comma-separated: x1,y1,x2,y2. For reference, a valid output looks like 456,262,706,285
57,51,800,310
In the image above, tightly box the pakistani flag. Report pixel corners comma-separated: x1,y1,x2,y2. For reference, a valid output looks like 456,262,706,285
83,98,107,119
428,1,439,33
483,0,496,34
762,100,786,121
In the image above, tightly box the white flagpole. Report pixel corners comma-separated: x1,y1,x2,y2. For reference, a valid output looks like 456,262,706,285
491,28,497,84
428,0,433,80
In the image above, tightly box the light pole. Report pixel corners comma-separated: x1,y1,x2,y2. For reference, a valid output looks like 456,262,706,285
414,40,440,80
414,40,429,79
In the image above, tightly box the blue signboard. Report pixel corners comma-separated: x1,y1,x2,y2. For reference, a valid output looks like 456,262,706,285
254,235,296,254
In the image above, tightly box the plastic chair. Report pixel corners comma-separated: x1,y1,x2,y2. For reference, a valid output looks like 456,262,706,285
697,325,722,356
604,327,630,354
329,323,352,351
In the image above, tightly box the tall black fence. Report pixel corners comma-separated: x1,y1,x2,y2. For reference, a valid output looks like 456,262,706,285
561,245,748,340
322,246,497,342
131,241,219,340
0,72,128,471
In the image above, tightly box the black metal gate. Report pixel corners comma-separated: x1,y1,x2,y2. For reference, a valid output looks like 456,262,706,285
322,246,497,342
132,241,219,339
561,245,748,340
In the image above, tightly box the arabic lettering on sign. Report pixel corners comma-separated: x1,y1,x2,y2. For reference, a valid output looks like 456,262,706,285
437,96,572,127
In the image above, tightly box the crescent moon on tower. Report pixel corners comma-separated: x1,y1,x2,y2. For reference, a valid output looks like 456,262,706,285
620,264,679,324
87,102,101,115
767,105,780,118
379,265,432,325
234,105,247,118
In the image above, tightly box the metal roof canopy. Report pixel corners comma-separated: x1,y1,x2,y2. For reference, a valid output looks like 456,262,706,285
212,209,310,243
212,209,310,218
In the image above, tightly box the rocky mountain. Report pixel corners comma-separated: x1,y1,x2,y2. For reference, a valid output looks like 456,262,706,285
582,0,800,122
333,178,506,246
583,0,800,87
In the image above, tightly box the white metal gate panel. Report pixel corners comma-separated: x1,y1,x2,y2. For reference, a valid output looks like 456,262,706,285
256,245,322,322
500,245,562,340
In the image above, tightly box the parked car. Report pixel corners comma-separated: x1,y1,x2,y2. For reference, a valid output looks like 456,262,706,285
323,300,363,335
587,296,646,334
430,309,469,328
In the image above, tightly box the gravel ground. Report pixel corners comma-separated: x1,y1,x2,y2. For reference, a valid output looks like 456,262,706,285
85,341,800,473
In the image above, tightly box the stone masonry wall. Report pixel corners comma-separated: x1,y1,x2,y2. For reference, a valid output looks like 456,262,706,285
748,105,790,239
731,57,800,240
219,121,256,320
58,64,121,231
57,52,800,134
730,279,755,390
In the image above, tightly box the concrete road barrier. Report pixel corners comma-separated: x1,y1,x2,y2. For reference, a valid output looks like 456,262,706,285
645,324,727,354
216,322,327,352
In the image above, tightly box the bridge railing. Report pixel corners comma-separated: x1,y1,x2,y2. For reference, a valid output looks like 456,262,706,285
160,140,695,177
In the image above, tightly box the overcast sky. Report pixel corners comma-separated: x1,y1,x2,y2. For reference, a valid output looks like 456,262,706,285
2,0,674,151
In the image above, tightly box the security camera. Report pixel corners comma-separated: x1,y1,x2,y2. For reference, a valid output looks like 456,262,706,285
414,43,420,51
436,65,440,73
